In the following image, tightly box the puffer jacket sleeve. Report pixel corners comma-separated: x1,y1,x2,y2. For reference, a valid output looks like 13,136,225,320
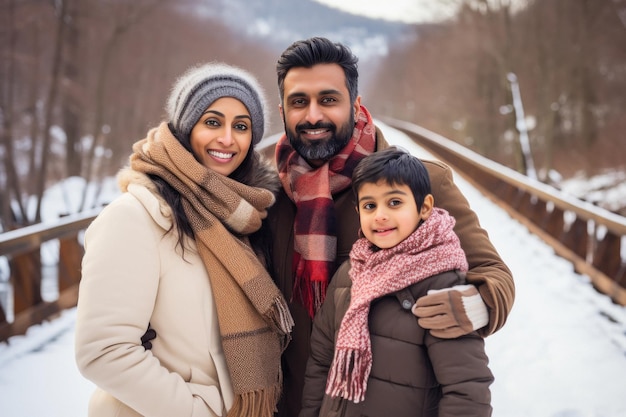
424,159,515,336
426,330,494,417
299,262,351,417
74,195,220,417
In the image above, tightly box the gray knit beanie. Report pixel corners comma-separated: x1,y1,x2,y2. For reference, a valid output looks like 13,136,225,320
166,62,268,146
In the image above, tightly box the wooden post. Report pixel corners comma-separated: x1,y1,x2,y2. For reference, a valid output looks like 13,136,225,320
561,217,588,262
592,231,621,281
9,250,43,315
0,301,6,327
58,233,84,292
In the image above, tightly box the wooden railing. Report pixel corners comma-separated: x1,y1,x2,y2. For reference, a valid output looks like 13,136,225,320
1,121,625,342
0,209,100,341
381,116,626,305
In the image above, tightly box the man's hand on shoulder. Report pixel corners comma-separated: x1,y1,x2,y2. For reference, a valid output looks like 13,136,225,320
412,284,488,338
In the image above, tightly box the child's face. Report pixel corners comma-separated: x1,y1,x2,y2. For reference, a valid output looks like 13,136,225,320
357,180,431,249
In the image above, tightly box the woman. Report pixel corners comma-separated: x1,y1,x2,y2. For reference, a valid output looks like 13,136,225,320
75,63,293,417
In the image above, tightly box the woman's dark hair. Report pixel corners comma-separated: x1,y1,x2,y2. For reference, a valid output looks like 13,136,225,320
351,146,431,210
149,174,193,249
276,37,359,105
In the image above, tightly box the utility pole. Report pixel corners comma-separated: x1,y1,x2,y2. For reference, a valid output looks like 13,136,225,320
507,73,537,180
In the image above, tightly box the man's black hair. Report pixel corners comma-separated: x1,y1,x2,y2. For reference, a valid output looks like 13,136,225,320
276,37,359,105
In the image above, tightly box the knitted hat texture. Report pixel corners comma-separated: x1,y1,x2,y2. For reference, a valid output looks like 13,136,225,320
166,62,268,145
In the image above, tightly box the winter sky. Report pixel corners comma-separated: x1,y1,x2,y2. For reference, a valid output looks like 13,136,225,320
312,0,455,23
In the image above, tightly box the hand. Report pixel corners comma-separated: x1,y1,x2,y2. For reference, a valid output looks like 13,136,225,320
412,284,488,338
141,324,157,350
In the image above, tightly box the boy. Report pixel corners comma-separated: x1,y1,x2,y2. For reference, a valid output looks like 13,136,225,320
299,147,494,417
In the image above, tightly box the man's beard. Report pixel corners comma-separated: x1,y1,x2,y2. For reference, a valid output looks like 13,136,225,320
284,112,355,162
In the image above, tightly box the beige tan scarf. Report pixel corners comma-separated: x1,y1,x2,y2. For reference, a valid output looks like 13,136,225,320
130,122,294,417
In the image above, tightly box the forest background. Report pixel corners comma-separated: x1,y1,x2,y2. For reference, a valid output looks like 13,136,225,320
1,0,625,231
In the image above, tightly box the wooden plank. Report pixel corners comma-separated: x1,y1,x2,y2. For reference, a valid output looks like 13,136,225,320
0,285,79,342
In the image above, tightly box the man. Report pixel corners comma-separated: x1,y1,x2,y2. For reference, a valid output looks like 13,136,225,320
268,37,514,417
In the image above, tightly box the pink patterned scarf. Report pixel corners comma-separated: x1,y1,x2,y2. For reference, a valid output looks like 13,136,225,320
276,105,376,318
326,208,468,403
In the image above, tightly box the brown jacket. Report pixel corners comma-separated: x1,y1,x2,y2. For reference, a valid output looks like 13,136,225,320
268,127,514,417
300,261,494,417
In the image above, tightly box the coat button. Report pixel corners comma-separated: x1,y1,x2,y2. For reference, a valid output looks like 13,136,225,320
402,300,412,310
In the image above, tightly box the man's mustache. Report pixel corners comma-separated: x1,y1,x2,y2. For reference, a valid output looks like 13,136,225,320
296,122,335,131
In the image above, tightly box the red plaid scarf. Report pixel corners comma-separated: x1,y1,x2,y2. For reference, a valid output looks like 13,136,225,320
276,105,376,318
326,208,468,403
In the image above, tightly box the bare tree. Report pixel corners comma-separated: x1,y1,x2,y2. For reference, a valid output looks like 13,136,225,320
32,0,71,223
0,0,26,230
61,0,83,179
368,0,625,180
0,0,55,228
77,0,168,212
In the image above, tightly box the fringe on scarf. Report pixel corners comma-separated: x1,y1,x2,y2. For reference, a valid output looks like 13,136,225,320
325,348,372,403
227,384,282,417
292,254,330,318
293,278,327,319
267,296,295,344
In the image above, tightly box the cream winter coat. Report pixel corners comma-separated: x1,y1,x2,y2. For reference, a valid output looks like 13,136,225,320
75,170,234,417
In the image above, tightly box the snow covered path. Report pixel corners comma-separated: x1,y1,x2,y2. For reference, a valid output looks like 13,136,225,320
1,122,626,417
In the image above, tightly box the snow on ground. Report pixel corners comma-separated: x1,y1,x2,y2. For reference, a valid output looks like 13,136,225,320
1,122,626,417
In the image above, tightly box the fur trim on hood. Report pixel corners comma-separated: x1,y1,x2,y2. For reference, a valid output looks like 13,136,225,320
117,165,173,221
249,153,281,195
